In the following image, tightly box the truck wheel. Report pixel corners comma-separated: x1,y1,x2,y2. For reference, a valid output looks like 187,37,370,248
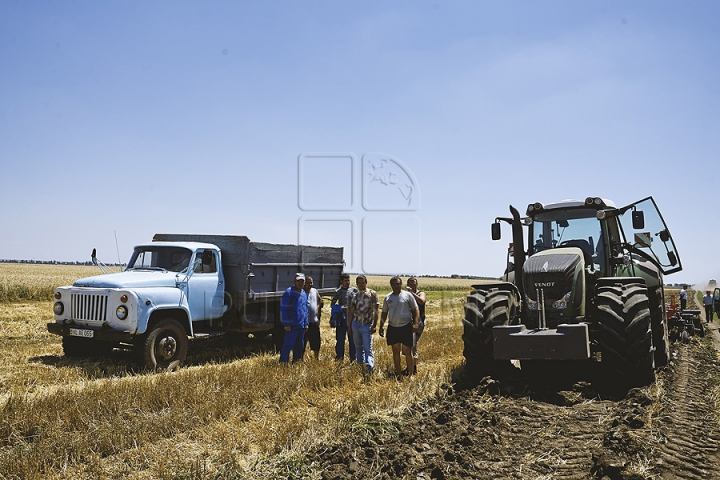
462,288,518,375
141,318,188,371
649,287,669,368
595,283,655,386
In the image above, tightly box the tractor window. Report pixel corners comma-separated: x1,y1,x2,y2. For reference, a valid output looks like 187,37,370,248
531,208,604,270
618,197,682,275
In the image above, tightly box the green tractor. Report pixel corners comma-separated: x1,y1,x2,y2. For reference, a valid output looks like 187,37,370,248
463,197,682,386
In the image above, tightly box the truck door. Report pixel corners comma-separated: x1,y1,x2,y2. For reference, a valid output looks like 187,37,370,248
187,249,225,322
617,196,682,275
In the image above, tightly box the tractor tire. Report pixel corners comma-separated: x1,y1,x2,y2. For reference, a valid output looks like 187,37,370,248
594,283,656,387
649,287,670,368
462,288,518,375
139,318,188,371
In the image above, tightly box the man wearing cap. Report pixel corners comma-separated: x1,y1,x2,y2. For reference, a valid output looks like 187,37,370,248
703,290,714,323
279,273,309,363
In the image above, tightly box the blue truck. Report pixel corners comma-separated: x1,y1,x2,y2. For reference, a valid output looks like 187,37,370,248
48,234,343,370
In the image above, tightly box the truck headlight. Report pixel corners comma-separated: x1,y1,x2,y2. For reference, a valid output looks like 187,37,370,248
552,292,572,310
116,305,129,320
53,302,64,316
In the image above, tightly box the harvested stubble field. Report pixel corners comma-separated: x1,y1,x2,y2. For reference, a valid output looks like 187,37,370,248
1,265,720,479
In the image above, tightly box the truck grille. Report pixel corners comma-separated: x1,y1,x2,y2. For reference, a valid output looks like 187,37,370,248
71,293,109,322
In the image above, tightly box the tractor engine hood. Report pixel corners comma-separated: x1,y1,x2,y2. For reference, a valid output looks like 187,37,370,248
72,271,179,288
523,249,582,301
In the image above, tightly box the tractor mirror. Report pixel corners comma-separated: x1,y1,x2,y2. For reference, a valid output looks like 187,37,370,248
491,222,501,241
659,230,670,242
668,251,678,266
202,249,214,265
632,210,645,229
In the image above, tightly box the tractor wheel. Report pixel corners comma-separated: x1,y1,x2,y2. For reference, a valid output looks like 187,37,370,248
697,322,706,338
649,287,669,368
139,318,188,371
462,288,518,375
595,283,656,387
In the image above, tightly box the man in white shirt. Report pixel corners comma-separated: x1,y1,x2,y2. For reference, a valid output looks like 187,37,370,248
703,290,714,324
379,276,419,379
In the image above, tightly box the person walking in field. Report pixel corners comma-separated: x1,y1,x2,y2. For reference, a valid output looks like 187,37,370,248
348,275,379,374
303,276,323,360
680,285,688,311
703,290,714,323
331,273,357,361
379,276,419,380
405,277,426,375
279,273,308,363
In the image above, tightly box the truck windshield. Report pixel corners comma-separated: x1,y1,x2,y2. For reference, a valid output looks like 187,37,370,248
127,247,193,272
531,208,602,267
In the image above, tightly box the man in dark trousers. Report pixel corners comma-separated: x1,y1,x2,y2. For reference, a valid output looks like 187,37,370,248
331,273,357,361
279,273,308,363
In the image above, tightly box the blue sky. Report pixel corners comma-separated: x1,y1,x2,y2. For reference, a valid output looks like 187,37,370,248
1,1,718,286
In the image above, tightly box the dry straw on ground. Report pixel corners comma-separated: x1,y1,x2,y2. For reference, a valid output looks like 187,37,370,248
0,265,474,479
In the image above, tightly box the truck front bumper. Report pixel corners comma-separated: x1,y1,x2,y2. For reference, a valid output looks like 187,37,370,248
47,323,135,343
493,324,591,360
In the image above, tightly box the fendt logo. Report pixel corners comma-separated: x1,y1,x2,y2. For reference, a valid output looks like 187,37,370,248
534,282,556,288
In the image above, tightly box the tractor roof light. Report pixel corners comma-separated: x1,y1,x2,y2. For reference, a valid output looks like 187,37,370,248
527,202,544,215
585,197,606,208
120,295,128,303
597,210,607,219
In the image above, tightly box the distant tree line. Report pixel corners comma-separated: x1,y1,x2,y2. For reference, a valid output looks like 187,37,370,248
0,259,123,266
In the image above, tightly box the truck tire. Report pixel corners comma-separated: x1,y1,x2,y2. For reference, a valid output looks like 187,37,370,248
649,286,670,368
462,288,518,375
140,318,188,371
594,283,655,386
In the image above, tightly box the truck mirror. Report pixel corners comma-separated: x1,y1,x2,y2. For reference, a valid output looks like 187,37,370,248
492,222,501,241
632,210,645,229
668,251,677,266
659,230,670,242
202,249,214,265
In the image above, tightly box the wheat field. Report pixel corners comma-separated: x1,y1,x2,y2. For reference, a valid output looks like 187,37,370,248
0,264,476,479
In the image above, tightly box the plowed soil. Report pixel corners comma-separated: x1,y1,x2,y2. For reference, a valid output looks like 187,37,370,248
311,320,720,479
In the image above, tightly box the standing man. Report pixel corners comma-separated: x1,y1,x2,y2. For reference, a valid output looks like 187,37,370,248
331,273,357,361
303,276,323,360
680,285,688,311
703,290,714,323
279,273,308,364
405,277,426,375
348,275,379,374
379,276,419,380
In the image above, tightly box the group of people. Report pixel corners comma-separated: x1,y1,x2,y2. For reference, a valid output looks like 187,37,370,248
279,273,426,380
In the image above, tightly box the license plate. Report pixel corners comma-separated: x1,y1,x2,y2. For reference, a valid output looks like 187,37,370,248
69,328,94,338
